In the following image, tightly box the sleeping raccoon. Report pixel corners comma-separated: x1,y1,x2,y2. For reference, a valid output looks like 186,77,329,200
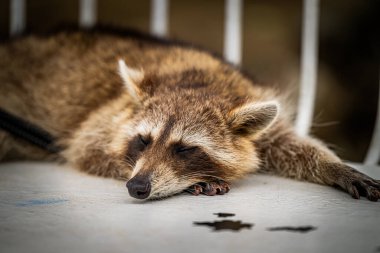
0,28,379,201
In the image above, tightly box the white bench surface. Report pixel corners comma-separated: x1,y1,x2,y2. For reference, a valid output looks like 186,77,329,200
0,162,379,253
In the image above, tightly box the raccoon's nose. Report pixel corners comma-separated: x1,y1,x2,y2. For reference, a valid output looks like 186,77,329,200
126,176,151,199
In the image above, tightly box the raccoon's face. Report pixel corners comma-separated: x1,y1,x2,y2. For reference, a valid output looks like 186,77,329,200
114,60,279,200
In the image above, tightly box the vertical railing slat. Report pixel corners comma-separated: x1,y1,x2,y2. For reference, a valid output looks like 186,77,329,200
150,0,169,36
79,0,97,28
10,0,26,36
295,0,320,136
365,70,380,165
223,0,243,65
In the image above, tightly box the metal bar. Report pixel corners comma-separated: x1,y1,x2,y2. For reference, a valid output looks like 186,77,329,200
79,0,97,28
10,0,26,36
223,0,243,65
0,108,62,154
150,0,169,36
295,0,320,136
365,69,380,165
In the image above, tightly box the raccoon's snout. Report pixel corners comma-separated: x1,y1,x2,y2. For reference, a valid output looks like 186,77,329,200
126,176,151,199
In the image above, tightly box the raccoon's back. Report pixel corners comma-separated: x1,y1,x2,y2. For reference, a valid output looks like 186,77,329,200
0,31,144,137
0,29,282,137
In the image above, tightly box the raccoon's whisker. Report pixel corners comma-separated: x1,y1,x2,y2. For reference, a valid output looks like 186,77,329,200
182,172,225,181
125,155,135,165
124,159,135,168
182,170,218,176
122,156,136,169
120,159,131,167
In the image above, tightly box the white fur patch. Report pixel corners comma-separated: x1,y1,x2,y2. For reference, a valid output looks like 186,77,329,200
118,59,144,101
135,120,164,139
131,158,145,178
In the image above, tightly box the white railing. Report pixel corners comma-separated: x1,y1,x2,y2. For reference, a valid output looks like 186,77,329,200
150,0,169,36
8,0,380,165
79,0,97,29
295,0,319,137
223,0,243,65
9,0,25,36
365,71,380,165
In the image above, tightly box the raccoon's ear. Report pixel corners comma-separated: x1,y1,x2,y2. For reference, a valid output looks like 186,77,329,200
118,59,145,101
228,101,279,137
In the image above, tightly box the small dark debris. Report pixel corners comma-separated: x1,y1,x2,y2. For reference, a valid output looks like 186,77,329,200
194,220,253,232
213,212,235,218
375,246,380,252
267,226,317,233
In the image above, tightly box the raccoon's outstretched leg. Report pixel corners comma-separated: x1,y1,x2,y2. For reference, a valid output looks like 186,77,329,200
258,124,380,201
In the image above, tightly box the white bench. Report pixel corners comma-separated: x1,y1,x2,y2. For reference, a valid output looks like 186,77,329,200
3,1,379,253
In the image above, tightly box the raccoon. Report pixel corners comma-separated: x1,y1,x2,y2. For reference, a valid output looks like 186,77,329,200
0,28,379,201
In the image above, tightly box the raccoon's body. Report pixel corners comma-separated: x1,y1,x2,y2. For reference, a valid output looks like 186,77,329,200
0,29,379,200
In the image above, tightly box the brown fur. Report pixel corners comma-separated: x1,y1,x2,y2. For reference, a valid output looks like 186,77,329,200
0,29,379,200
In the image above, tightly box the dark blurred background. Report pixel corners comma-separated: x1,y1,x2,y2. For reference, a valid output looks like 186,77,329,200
0,0,379,162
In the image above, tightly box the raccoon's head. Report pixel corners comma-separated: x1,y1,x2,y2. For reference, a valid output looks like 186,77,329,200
113,60,279,200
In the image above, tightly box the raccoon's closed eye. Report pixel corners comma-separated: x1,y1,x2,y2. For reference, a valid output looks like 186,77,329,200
175,145,197,153
139,135,150,146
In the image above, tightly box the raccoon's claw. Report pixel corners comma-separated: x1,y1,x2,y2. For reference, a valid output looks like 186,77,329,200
333,165,380,202
186,181,230,196
203,181,230,196
186,184,204,196
186,180,230,196
345,179,380,201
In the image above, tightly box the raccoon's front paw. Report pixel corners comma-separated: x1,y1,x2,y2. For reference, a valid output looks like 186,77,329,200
341,177,380,202
186,182,230,196
186,180,230,196
334,166,380,201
